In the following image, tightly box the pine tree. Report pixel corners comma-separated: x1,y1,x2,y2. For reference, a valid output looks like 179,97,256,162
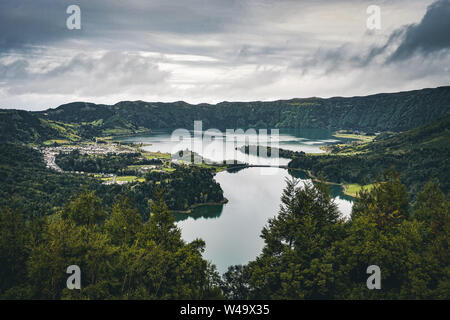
352,168,409,227
247,177,342,299
146,186,182,250
222,265,250,299
62,189,107,226
412,181,450,298
0,207,26,293
105,196,143,246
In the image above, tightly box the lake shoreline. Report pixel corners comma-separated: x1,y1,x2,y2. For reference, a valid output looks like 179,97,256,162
171,198,229,214
289,167,355,198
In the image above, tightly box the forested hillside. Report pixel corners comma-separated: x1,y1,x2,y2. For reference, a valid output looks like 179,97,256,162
36,86,450,133
0,110,77,144
0,144,224,219
2,86,449,144
0,109,107,144
288,115,450,195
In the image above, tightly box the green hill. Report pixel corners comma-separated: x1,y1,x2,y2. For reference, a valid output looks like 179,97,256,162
36,86,450,133
0,109,83,144
288,115,450,195
2,86,450,150
369,115,450,152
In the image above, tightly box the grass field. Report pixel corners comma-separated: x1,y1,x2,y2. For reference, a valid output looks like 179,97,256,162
343,183,375,197
333,132,376,143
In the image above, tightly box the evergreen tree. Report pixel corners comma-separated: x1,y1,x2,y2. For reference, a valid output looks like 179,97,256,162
221,265,250,299
105,196,143,246
145,186,183,250
0,207,26,294
62,189,107,226
412,181,450,298
352,168,409,227
246,178,342,299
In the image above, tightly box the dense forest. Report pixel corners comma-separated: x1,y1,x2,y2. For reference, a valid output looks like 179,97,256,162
1,170,448,299
0,188,223,299
0,144,224,218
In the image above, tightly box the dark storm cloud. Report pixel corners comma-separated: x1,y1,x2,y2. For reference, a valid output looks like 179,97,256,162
361,28,405,65
0,0,245,54
387,0,450,62
0,1,70,52
290,0,450,73
362,0,450,64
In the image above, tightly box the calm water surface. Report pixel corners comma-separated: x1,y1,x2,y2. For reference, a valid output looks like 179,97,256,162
119,128,354,273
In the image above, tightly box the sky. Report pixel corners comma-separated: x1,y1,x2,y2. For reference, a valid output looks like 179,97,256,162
0,0,449,110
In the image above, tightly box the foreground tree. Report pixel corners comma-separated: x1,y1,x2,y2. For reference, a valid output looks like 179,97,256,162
0,188,223,299
62,189,107,226
240,171,449,299
221,265,250,300
246,178,343,299
105,196,143,246
410,181,450,298
0,207,26,295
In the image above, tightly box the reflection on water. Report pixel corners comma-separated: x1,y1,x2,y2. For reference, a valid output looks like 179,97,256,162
173,205,224,222
289,169,354,202
118,128,352,165
118,128,355,273
178,169,353,223
175,168,353,273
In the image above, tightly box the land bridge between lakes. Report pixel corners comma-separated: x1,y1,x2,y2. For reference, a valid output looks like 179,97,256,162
228,164,289,169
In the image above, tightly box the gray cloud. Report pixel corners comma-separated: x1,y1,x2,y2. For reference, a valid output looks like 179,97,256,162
289,0,450,73
359,0,450,64
387,0,450,62
0,0,247,54
0,0,448,109
0,51,170,96
0,1,77,52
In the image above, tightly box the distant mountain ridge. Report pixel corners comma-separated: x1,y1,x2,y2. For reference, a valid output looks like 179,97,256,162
1,86,449,144
35,86,450,133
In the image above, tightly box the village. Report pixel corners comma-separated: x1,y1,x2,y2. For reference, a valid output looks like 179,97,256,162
41,142,165,184
40,141,226,185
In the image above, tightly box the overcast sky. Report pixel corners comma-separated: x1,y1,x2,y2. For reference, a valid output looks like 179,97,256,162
1,0,449,110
